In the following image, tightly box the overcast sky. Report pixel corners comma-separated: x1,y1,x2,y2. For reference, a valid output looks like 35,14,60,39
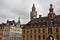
0,0,60,24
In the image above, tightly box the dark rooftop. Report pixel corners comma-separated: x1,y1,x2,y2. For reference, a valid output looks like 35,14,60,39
23,15,60,28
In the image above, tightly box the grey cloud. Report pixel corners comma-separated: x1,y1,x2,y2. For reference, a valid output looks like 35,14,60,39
0,0,60,24
37,0,60,16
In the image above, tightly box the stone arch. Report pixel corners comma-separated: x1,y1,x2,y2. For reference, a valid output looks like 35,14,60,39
47,35,54,40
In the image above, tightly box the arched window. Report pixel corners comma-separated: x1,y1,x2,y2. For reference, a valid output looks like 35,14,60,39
47,35,53,40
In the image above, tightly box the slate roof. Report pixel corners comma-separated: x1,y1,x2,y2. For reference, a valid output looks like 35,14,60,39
23,15,60,28
0,23,7,29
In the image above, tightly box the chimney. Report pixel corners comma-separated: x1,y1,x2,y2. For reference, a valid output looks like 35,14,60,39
39,15,41,18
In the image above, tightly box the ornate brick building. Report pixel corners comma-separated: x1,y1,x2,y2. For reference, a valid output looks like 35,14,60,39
22,4,60,40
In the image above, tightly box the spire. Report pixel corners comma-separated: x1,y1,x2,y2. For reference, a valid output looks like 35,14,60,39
18,17,20,24
49,4,54,13
48,4,56,19
32,4,36,11
17,17,20,27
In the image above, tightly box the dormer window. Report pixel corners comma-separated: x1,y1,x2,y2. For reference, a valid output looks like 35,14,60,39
48,28,52,34
48,21,53,26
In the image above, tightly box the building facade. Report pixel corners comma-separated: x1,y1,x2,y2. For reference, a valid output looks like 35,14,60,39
22,4,60,40
2,17,22,40
2,26,10,40
2,25,22,40
9,25,22,40
0,28,3,40
0,23,6,40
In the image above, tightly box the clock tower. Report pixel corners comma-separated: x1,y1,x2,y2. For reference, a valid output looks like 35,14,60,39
30,4,37,21
48,4,56,19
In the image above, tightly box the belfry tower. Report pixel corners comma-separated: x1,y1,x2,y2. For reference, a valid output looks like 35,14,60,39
30,4,37,20
48,4,56,19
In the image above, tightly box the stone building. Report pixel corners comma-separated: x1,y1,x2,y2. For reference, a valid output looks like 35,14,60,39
2,26,10,40
2,17,22,40
22,4,60,40
2,25,22,40
9,25,22,40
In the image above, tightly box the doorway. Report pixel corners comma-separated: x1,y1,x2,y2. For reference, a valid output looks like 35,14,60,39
47,35,54,40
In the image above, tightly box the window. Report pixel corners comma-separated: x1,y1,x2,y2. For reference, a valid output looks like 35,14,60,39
48,28,52,34
52,21,55,25
43,29,45,33
34,35,36,40
27,29,29,33
43,22,47,26
38,29,40,33
48,21,52,26
30,29,32,34
48,22,51,25
51,21,53,25
32,24,34,26
27,35,28,40
38,35,40,40
34,29,36,33
23,29,25,33
56,28,59,33
56,35,59,40
30,35,32,40
43,35,45,40
23,35,25,40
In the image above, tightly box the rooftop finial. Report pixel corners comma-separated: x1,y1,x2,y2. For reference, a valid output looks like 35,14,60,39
50,4,53,8
17,17,20,27
49,4,54,12
32,4,36,11
33,4,35,7
48,4,56,19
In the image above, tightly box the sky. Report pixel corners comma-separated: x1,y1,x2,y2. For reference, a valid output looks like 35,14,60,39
0,0,60,24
